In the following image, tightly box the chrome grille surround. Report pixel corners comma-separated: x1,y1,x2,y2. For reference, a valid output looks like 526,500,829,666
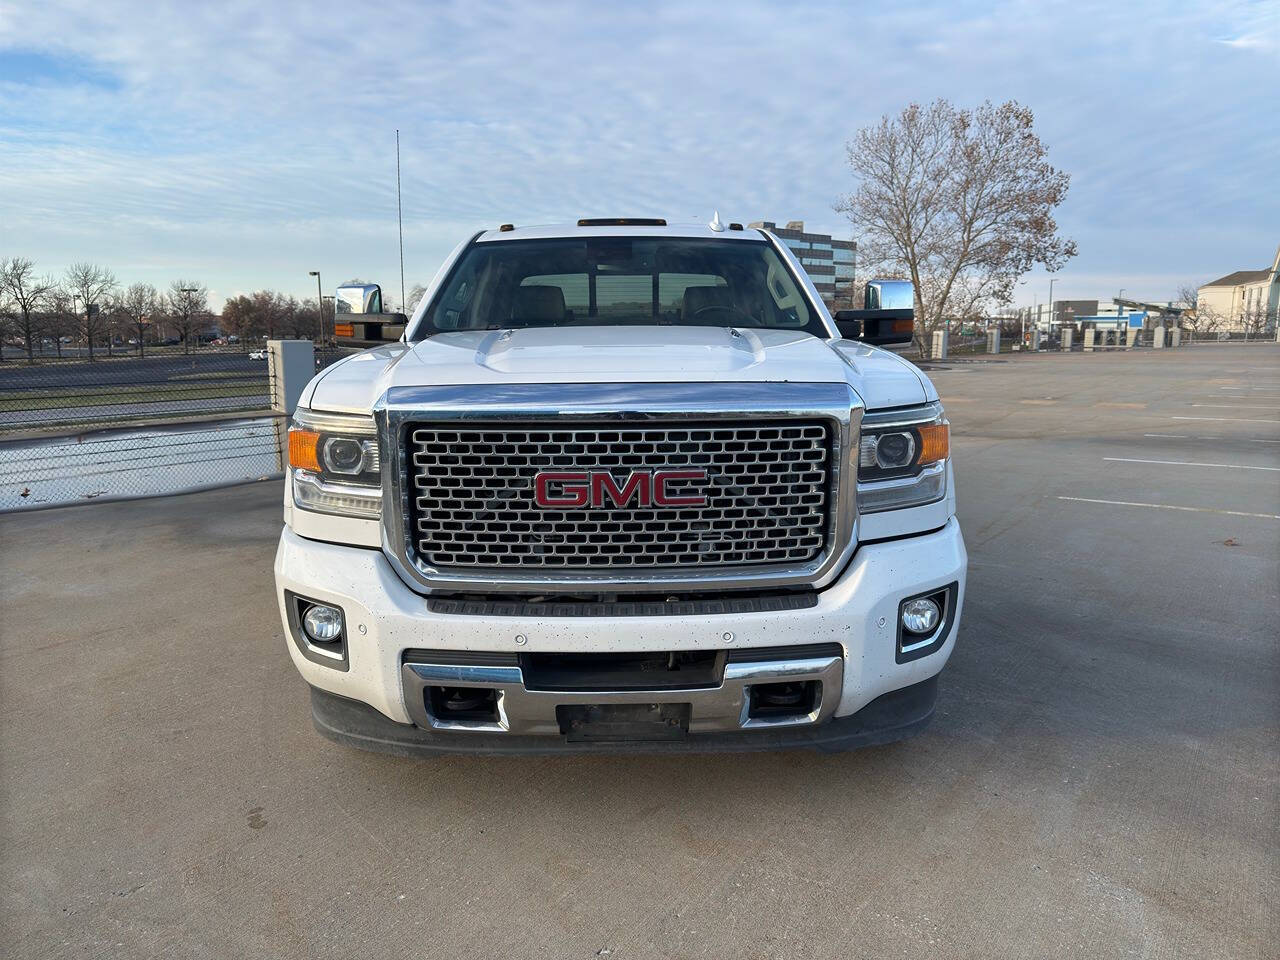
377,382,862,594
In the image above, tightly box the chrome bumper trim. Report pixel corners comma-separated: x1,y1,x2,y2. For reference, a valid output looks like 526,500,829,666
401,651,844,736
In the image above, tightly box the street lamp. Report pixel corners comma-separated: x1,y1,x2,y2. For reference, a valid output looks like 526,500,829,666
309,271,323,343
1047,277,1058,331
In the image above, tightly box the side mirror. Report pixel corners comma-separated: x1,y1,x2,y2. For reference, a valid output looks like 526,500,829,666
834,279,915,345
335,283,383,315
333,283,408,343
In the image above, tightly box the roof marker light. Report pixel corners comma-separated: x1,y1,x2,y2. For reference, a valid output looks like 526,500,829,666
576,218,667,227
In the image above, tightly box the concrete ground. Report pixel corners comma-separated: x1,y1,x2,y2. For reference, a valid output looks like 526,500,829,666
2,344,1276,959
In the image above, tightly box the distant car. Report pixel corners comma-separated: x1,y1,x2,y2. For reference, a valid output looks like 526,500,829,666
228,335,240,344
249,349,267,360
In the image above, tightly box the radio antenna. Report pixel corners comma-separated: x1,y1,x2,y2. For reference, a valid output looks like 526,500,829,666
396,129,406,312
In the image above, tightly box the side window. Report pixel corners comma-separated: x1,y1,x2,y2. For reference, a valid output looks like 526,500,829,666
436,267,477,331
764,258,809,328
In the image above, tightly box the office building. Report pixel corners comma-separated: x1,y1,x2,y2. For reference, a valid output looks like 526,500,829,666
749,220,856,307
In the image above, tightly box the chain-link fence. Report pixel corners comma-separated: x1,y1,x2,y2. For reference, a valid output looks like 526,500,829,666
0,416,288,511
0,341,367,513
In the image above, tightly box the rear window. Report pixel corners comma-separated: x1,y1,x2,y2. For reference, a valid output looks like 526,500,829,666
416,237,823,338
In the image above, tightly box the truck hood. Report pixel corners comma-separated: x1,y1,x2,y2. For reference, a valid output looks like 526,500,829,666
302,326,932,414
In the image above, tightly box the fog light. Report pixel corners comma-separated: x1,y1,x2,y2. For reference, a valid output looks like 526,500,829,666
302,603,343,643
901,597,941,635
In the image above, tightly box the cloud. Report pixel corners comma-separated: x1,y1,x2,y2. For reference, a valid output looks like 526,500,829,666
0,0,1275,308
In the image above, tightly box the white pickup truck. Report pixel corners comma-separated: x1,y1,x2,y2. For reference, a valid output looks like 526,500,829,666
274,218,966,754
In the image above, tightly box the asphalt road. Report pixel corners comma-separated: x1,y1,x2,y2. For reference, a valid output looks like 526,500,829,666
0,352,272,432
2,345,1276,958
0,351,265,390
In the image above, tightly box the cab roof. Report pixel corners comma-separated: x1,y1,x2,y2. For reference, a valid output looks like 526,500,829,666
475,220,768,243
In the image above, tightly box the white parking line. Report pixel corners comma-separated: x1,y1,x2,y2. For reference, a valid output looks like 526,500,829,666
1143,433,1280,444
1171,416,1280,424
1057,496,1280,521
1191,404,1280,410
1104,457,1280,472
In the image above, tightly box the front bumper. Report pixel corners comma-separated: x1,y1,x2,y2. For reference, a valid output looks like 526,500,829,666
309,675,940,756
274,518,966,748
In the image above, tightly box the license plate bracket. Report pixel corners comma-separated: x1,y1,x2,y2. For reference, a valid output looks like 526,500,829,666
557,702,691,742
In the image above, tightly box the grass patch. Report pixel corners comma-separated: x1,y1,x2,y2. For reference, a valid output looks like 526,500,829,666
1,381,268,412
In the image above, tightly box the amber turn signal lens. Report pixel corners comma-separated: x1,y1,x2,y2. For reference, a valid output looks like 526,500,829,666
288,429,321,472
917,422,949,464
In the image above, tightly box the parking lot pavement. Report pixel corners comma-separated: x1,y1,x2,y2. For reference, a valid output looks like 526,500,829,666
2,345,1276,959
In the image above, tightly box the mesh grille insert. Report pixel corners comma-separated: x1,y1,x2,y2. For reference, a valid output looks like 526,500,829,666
406,421,832,570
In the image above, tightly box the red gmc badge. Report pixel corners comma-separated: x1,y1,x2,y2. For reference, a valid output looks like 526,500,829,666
533,470,708,509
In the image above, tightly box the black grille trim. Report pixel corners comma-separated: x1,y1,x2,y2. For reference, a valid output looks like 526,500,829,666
726,642,844,663
402,649,521,667
426,591,819,618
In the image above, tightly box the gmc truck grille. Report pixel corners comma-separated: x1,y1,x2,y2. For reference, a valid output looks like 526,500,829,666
405,421,832,569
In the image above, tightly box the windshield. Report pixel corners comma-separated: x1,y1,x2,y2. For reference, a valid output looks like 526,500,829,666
414,236,826,338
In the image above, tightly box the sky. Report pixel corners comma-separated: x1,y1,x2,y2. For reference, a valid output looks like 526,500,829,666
0,0,1277,312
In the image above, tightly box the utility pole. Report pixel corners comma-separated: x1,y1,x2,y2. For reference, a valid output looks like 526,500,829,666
1047,277,1057,332
396,129,405,314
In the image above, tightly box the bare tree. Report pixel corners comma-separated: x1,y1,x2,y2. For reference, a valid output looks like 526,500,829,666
0,281,16,354
249,290,289,341
836,99,1076,354
1241,298,1269,339
65,262,118,361
220,294,257,347
115,282,160,356
405,283,428,315
1176,282,1221,339
167,280,208,354
292,297,322,340
42,287,79,358
1,257,56,363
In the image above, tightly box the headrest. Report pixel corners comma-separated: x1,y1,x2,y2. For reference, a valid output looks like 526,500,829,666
682,285,732,320
513,285,566,323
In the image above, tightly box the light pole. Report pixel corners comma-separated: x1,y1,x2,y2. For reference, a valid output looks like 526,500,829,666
71,294,82,357
309,271,323,344
180,288,199,352
1047,277,1057,333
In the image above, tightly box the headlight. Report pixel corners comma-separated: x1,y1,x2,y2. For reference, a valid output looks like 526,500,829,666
288,409,382,518
857,403,949,513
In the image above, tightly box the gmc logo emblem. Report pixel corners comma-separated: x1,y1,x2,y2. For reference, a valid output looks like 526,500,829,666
534,470,708,509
